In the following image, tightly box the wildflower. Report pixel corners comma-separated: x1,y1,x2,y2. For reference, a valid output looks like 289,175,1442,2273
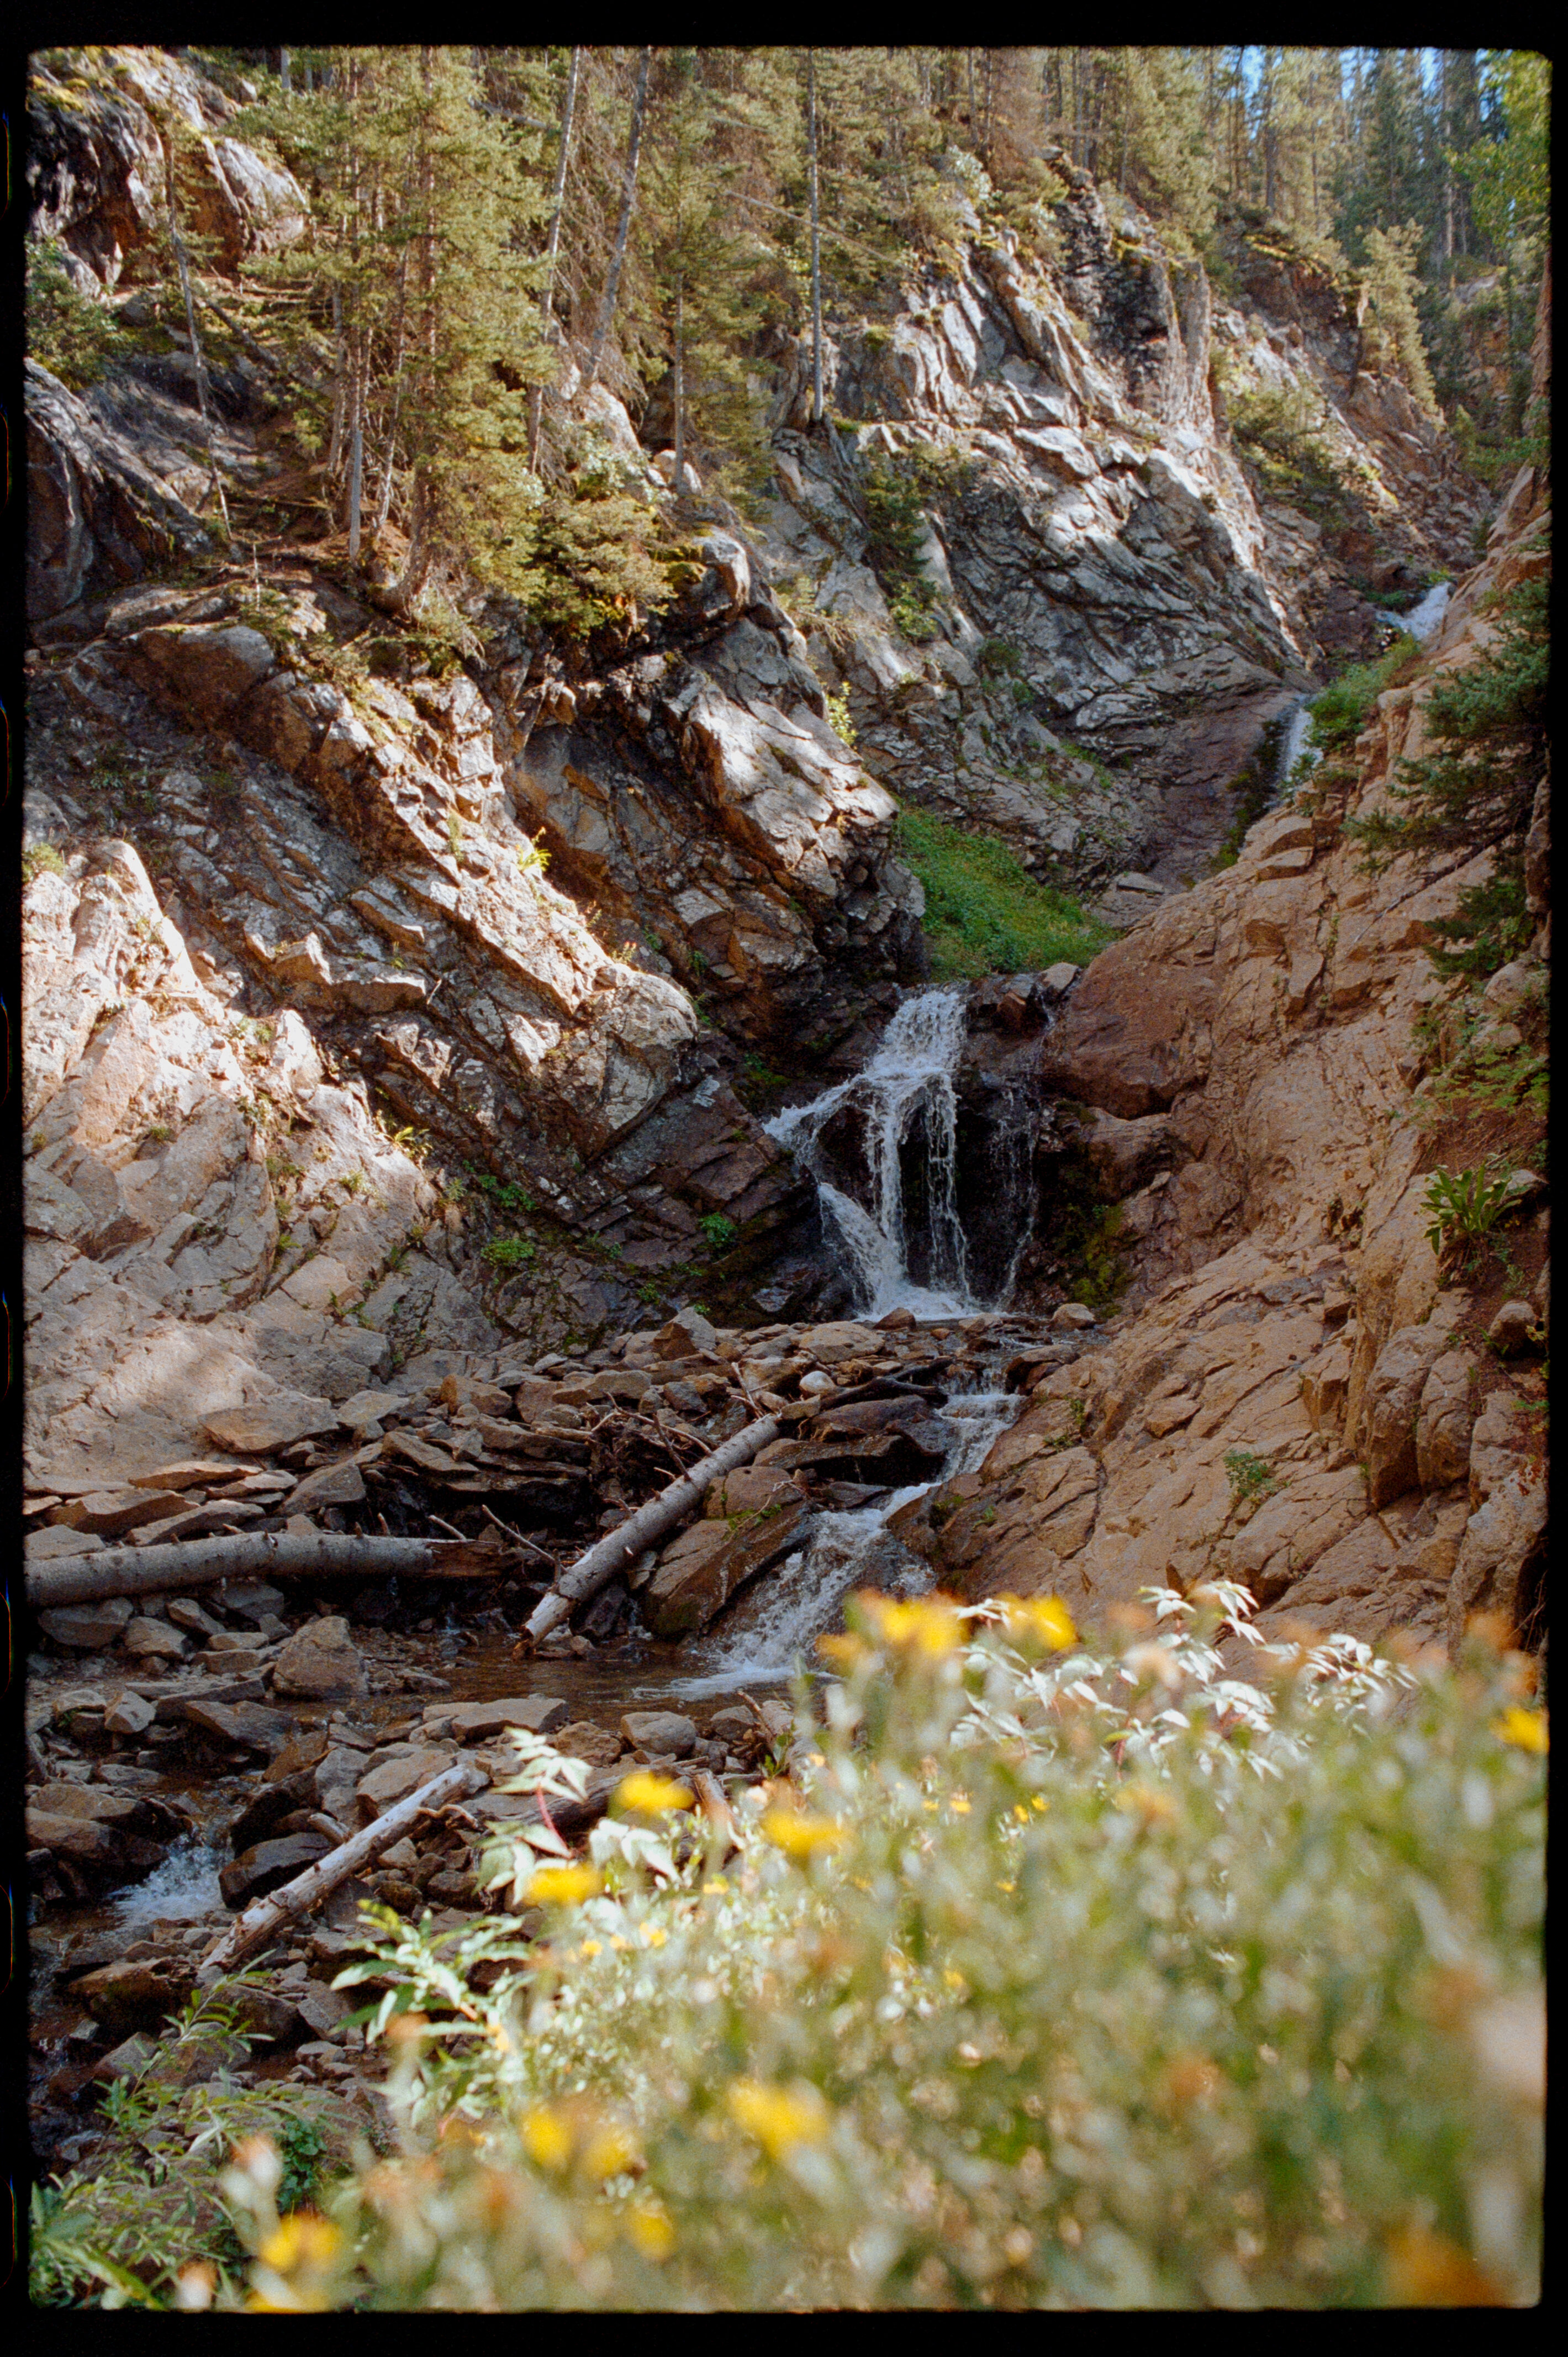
521,2106,573,2171
1116,1783,1178,1827
580,1939,602,1958
626,2202,677,2261
996,1879,1016,1894
701,1875,730,1896
817,1632,865,1668
949,1793,972,1814
856,1592,963,1655
247,2213,344,2313
582,2121,641,2181
1384,2226,1509,2306
638,1921,668,1948
1494,1706,1548,1754
615,1770,695,1814
727,2077,832,2161
762,1807,847,1859
999,1594,1078,1651
943,1968,968,1994
524,1863,603,1906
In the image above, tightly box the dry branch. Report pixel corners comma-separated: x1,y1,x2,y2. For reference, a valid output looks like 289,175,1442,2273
522,1415,782,1643
27,1530,509,1612
200,1759,489,1977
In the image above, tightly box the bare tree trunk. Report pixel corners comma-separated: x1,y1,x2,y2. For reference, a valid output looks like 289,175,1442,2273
165,138,229,536
584,44,652,396
326,280,346,476
807,48,825,426
523,1415,782,1643
25,1529,509,1612
280,48,291,96
529,44,581,467
673,273,686,488
200,1760,489,1977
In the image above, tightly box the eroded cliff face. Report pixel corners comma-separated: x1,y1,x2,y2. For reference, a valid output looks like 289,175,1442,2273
758,160,1485,912
896,459,1548,1663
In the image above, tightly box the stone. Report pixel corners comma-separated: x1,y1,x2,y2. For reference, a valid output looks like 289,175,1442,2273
166,1597,225,1639
38,1599,134,1649
1447,1464,1547,1658
355,1744,455,1819
203,1394,339,1453
283,1458,367,1515
104,1689,156,1736
652,1306,718,1359
446,1695,568,1743
50,1486,191,1537
1041,962,1080,996
799,1321,880,1364
337,1389,413,1432
25,1807,120,1867
1480,960,1542,1020
219,1580,288,1626
552,1721,625,1768
703,1464,802,1519
226,1767,320,1854
272,1616,367,1699
1050,1303,1098,1332
643,1493,810,1641
1487,1301,1540,1356
1361,1321,1455,1509
174,1697,291,1752
70,1957,195,2038
26,1525,106,1560
122,1617,189,1661
129,1459,245,1492
221,1831,335,1909
296,1982,353,2040
620,1710,697,1759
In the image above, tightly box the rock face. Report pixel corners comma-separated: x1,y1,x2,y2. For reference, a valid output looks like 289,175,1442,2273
903,452,1548,1662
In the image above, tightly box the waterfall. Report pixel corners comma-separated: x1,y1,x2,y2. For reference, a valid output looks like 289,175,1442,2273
1270,698,1320,805
1404,579,1452,643
764,987,977,1319
662,1385,1022,1699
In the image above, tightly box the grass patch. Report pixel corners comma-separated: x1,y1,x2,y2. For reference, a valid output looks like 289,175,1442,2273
895,807,1112,981
1307,635,1422,757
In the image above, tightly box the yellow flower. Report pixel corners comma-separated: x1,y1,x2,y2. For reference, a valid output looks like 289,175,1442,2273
257,2214,341,2274
762,1808,847,1860
521,2106,572,2171
996,1879,1017,1894
816,1632,865,1668
943,1968,968,1994
1030,1795,1049,1813
1013,1804,1030,1823
524,1863,603,1906
626,2202,677,2262
701,1875,731,1896
1116,1783,1178,1828
727,2077,831,2161
1495,1706,1548,1754
949,1793,972,1815
856,1593,962,1656
615,1770,695,1815
582,2122,641,2181
247,2212,344,2310
580,1939,602,1958
638,1921,667,1948
999,1595,1078,1651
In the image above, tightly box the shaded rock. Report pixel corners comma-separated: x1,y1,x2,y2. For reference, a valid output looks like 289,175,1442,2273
204,1394,339,1453
1361,1321,1455,1510
221,1831,335,1908
1487,1300,1540,1356
283,1457,367,1515
642,1499,809,1641
552,1721,625,1768
226,1766,319,1855
123,1616,189,1661
355,1744,456,1820
1447,1464,1547,1657
173,1696,291,1752
104,1689,156,1736
38,1598,134,1649
1415,1352,1477,1490
70,1956,196,2038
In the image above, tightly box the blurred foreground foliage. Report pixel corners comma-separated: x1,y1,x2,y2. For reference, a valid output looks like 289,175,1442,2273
44,1590,1544,2309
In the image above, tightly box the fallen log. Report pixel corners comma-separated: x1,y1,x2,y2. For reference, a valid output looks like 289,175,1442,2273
199,1758,489,1978
522,1415,781,1644
25,1530,509,1613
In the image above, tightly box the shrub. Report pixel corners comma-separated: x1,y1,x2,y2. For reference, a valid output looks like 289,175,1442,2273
1422,1164,1517,1270
210,1588,1541,2311
1307,635,1422,757
27,236,122,389
1422,871,1534,980
482,1235,537,1271
894,807,1112,981
23,842,67,883
698,1212,738,1251
1223,1448,1282,1506
823,688,857,750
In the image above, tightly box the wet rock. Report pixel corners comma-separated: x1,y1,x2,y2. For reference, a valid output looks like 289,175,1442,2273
620,1710,697,1758
1050,1303,1097,1332
552,1721,625,1768
173,1696,291,1752
272,1615,366,1699
642,1496,809,1641
226,1767,319,1855
221,1830,334,1908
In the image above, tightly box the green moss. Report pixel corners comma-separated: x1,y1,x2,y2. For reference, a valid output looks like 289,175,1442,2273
895,806,1112,981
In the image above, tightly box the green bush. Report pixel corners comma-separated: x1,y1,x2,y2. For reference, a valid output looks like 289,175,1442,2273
1307,636,1422,757
209,1587,1541,2311
482,1235,537,1272
894,808,1112,982
1422,1164,1518,1269
27,236,123,389
1422,871,1534,980
698,1212,738,1251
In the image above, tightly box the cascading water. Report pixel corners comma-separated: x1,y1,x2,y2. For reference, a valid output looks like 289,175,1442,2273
764,987,977,1319
662,1385,1021,1700
1268,578,1453,815
1404,578,1453,643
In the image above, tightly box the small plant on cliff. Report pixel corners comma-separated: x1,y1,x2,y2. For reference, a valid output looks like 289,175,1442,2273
698,1212,738,1252
1306,635,1423,758
22,843,67,884
894,807,1111,982
483,1235,537,1272
822,688,857,749
1423,1164,1517,1270
1223,1449,1282,1507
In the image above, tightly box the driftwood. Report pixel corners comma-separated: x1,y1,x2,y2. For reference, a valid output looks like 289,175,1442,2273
522,1415,782,1643
199,1759,489,1978
26,1530,510,1613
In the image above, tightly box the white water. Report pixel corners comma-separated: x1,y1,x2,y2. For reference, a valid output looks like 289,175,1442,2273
661,1386,1020,1700
764,987,975,1318
1404,579,1453,642
113,1832,226,1929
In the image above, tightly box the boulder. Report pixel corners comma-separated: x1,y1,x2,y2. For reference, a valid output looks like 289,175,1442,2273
1050,1303,1098,1332
1447,1464,1547,1658
38,1597,134,1649
619,1710,698,1759
1487,1300,1540,1357
355,1743,456,1820
122,1616,189,1661
283,1458,367,1516
552,1721,625,1768
220,1830,335,1909
70,1957,196,2039
1415,1352,1477,1490
641,1499,808,1641
272,1615,366,1699
445,1695,568,1743
1361,1321,1455,1509
204,1394,339,1453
